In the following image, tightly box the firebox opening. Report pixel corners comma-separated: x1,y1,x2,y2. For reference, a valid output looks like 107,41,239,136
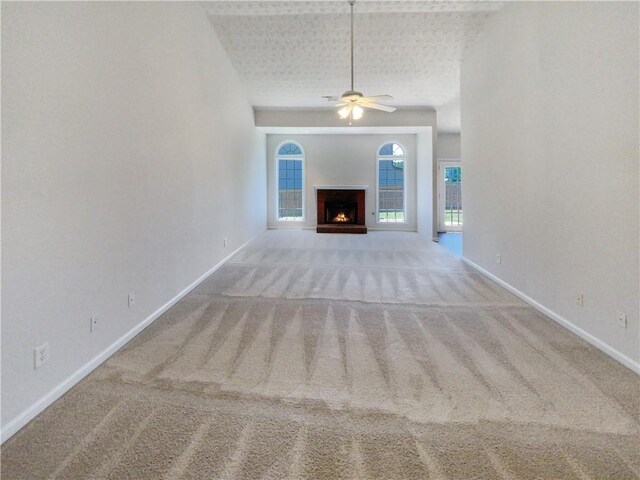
325,202,357,225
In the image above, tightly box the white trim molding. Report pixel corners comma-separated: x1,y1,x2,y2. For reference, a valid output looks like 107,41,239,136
462,256,640,374
0,234,260,444
313,185,369,190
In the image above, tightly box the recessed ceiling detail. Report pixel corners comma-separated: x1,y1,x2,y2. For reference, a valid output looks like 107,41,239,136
204,1,502,132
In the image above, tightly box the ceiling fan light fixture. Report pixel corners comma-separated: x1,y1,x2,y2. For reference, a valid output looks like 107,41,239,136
352,105,364,120
338,105,352,119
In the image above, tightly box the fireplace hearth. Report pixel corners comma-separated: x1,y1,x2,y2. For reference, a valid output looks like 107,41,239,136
315,187,367,234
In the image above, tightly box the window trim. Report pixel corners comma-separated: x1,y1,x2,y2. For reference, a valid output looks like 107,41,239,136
275,140,305,222
375,141,407,224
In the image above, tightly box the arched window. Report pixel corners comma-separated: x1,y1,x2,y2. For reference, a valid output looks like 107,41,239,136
377,142,406,223
276,141,304,221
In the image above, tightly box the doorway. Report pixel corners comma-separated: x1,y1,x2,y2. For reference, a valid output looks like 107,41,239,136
438,162,462,232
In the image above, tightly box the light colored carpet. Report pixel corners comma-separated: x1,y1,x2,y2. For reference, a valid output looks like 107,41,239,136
2,230,639,479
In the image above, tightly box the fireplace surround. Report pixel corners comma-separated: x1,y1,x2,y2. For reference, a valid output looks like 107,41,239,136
315,186,367,234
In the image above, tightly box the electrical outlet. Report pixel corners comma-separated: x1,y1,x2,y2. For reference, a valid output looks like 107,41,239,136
496,254,501,264
128,293,135,308
576,293,584,307
34,343,49,369
223,238,228,248
90,316,98,333
616,311,627,329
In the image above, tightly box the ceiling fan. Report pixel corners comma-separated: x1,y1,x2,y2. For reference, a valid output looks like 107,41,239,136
323,0,397,124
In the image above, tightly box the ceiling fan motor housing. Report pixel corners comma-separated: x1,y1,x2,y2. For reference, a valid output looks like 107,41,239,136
342,91,364,101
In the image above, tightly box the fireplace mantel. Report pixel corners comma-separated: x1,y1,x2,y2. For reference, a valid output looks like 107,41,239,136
314,185,369,190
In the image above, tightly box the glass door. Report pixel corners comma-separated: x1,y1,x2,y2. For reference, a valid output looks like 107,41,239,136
438,162,462,232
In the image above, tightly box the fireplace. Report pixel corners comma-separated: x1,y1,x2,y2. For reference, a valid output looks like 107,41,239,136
326,202,357,224
316,187,367,234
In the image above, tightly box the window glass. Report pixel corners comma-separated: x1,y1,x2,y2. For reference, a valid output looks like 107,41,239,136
377,143,406,223
277,142,304,221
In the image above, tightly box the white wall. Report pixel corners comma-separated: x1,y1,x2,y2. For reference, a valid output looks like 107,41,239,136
1,2,266,438
267,134,417,230
256,108,437,130
416,130,435,238
437,133,461,160
461,2,639,369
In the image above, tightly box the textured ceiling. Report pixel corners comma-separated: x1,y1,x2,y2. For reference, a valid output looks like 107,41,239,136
203,1,503,132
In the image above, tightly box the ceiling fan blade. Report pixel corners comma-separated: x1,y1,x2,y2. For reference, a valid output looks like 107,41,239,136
360,102,397,113
322,95,342,102
360,95,394,102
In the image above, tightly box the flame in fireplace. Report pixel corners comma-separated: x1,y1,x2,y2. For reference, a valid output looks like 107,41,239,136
333,212,350,223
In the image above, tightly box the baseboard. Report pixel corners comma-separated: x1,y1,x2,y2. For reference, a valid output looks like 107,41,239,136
367,227,418,232
268,226,418,233
0,234,259,444
461,256,640,374
267,226,315,230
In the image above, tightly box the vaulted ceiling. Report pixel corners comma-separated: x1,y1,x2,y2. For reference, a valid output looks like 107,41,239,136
203,1,503,133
